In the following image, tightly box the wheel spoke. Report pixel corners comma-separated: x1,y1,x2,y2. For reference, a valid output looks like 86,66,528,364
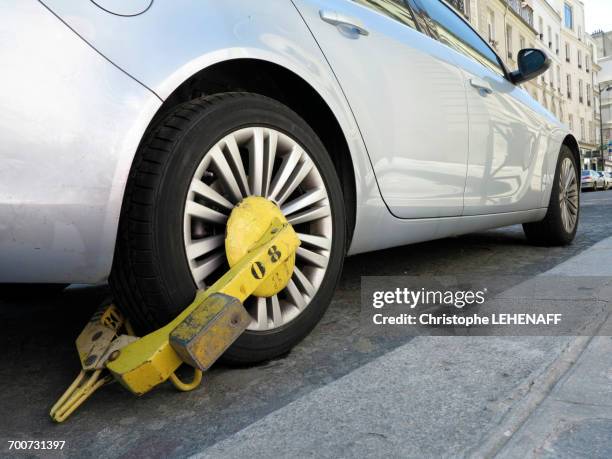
285,279,306,311
275,158,314,206
297,233,331,251
560,203,567,229
287,205,330,226
560,160,568,189
186,234,224,260
270,295,283,328
268,146,303,202
192,252,225,286
564,167,575,192
185,201,227,225
297,246,328,269
255,296,268,330
281,187,326,216
262,130,278,198
293,267,316,298
190,180,233,211
210,146,243,203
249,128,265,197
224,134,250,196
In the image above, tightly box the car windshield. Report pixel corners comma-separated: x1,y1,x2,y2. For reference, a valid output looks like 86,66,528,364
581,170,590,176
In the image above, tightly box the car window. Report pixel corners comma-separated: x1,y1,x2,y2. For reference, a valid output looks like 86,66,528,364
409,0,504,76
353,0,417,29
581,170,589,176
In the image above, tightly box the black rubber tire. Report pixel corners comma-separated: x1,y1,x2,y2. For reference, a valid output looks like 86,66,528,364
109,92,346,364
523,145,579,246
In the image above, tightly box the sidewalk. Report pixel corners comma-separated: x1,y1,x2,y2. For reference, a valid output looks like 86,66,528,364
193,237,612,459
495,314,612,458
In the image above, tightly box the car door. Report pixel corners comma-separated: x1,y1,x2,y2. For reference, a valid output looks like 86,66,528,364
292,0,470,218
409,0,549,215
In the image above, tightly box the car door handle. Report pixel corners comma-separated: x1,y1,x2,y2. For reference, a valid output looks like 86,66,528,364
469,78,493,94
319,10,369,36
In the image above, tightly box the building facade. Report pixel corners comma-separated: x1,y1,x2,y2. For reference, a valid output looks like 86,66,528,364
593,30,612,171
592,30,612,59
548,0,600,168
449,0,600,169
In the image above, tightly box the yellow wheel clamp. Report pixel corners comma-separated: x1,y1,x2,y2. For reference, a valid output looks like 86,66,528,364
51,197,300,422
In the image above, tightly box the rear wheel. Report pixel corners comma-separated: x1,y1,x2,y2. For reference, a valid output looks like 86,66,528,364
110,93,346,364
523,145,579,246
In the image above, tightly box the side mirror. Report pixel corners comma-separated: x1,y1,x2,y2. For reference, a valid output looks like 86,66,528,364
510,48,551,84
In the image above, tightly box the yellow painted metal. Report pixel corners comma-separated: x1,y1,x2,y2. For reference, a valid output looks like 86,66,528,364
170,293,251,370
50,370,113,423
168,368,203,392
226,196,295,297
76,304,126,370
106,218,300,395
50,304,129,422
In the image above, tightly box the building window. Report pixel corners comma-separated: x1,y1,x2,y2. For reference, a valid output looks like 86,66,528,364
547,25,552,48
557,65,561,89
579,79,583,103
538,17,543,37
445,0,470,18
555,33,559,54
577,49,582,68
506,24,513,59
580,118,585,140
565,42,570,62
586,55,590,72
418,0,504,75
567,74,572,98
487,8,495,45
587,83,592,106
550,67,554,88
564,3,573,30
569,114,574,131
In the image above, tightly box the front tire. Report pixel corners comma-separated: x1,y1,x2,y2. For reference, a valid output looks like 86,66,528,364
523,145,579,246
110,93,346,364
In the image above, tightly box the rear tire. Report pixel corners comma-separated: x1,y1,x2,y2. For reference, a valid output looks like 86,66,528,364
110,93,346,364
523,145,579,246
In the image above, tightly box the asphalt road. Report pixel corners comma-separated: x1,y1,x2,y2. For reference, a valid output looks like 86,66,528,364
1,189,612,458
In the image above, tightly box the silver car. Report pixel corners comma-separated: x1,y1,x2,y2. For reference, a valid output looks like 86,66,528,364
0,0,579,362
581,170,604,191
598,171,612,190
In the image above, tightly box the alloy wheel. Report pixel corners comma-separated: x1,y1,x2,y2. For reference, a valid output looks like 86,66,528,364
559,158,578,233
183,127,333,331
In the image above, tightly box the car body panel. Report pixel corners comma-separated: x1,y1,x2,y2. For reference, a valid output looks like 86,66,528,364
0,0,571,283
38,0,381,263
596,171,612,189
581,170,597,189
0,0,161,283
405,0,565,215
456,56,562,215
294,0,470,218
